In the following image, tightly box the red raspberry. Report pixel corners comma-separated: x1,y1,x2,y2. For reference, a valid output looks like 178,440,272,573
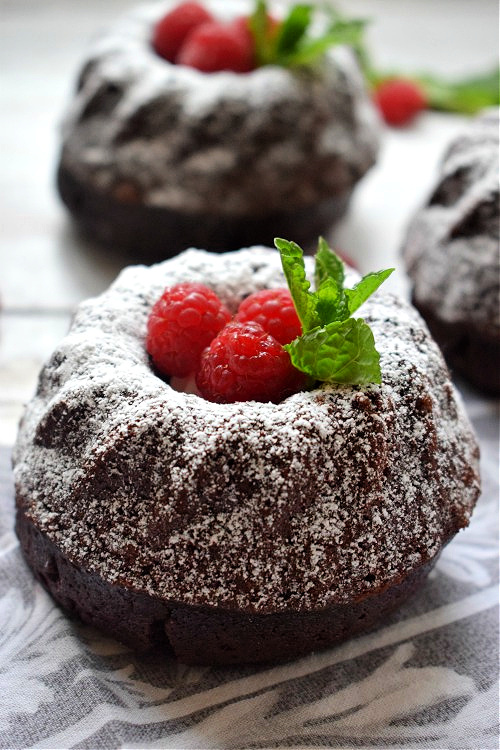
152,2,214,63
176,20,255,73
227,17,259,65
196,321,307,403
231,16,255,52
146,282,231,378
235,288,301,345
373,78,427,126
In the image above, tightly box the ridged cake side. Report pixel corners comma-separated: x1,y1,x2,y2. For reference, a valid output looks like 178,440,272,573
58,0,379,217
13,248,480,622
403,109,500,392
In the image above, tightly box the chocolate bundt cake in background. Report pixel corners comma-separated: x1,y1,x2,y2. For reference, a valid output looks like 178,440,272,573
56,0,379,259
403,109,500,395
13,247,480,665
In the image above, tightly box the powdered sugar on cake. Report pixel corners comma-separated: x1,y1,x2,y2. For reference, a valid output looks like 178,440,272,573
13,247,480,613
404,109,499,330
59,0,379,216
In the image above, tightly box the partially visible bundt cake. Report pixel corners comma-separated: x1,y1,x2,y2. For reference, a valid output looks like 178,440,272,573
13,247,480,665
56,0,379,258
403,109,500,394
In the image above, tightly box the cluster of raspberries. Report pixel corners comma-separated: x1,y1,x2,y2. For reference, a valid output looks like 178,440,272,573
146,282,307,403
152,1,272,73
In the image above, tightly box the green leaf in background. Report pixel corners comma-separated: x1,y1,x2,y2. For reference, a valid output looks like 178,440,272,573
285,318,382,385
249,0,275,66
287,18,367,67
345,268,394,315
250,1,498,114
421,68,500,114
367,64,500,116
274,238,319,332
248,0,368,69
275,4,313,59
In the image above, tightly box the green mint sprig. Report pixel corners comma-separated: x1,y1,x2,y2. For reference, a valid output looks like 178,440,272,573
368,66,500,115
249,0,368,68
275,238,394,386
249,1,499,113
419,68,500,114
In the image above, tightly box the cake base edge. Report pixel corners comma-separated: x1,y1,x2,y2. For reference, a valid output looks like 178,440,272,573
56,163,351,260
16,506,436,666
412,294,500,395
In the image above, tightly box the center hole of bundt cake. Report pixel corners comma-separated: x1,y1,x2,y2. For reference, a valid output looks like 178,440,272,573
168,373,201,396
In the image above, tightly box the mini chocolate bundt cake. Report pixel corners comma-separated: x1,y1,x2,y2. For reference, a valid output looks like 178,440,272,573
403,109,500,395
56,0,379,258
13,247,480,665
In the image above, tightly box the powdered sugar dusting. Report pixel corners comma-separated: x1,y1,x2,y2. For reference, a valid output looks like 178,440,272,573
59,0,379,215
13,247,480,614
404,109,500,330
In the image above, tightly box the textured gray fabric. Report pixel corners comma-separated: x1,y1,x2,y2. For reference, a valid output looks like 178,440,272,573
0,383,498,750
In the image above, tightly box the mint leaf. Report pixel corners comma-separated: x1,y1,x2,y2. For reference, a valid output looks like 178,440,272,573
422,67,500,114
367,66,500,116
345,268,394,315
274,237,319,332
286,19,367,67
285,318,381,385
313,237,349,323
314,278,346,325
314,236,344,290
275,4,313,59
248,1,368,70
275,236,392,386
249,0,273,66
326,16,368,39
